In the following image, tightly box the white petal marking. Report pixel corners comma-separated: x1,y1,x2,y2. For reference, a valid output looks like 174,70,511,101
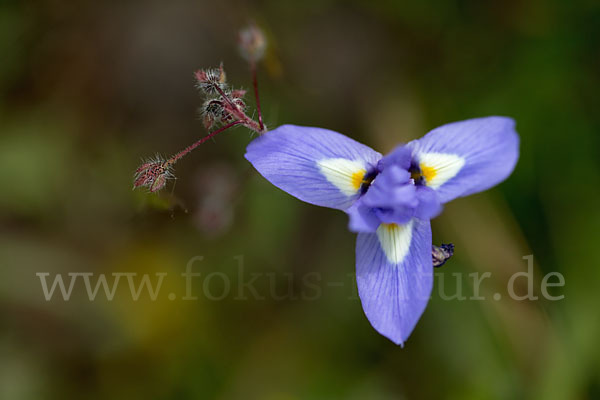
417,152,465,189
317,158,366,196
376,220,414,264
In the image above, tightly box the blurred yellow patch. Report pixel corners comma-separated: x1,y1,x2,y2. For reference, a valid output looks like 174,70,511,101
351,169,366,191
420,163,437,184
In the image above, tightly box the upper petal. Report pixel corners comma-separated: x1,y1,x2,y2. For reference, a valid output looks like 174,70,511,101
245,125,382,210
407,116,519,203
355,218,433,346
377,145,412,171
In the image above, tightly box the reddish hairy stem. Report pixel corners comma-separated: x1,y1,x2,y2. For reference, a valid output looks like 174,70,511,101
214,85,239,112
250,61,265,132
166,120,243,165
213,84,262,133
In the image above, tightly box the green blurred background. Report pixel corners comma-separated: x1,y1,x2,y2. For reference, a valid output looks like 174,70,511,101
1,0,599,399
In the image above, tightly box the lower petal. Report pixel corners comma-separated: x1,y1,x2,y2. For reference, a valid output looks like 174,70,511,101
355,219,433,346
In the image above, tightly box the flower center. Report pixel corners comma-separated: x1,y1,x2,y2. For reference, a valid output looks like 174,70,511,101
359,170,378,194
410,163,436,186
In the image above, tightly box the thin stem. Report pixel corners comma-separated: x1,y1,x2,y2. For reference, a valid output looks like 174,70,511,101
166,120,243,166
250,61,265,132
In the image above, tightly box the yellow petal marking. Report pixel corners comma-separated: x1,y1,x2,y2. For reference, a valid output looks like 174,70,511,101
351,170,367,191
317,158,367,196
420,163,437,183
416,152,465,189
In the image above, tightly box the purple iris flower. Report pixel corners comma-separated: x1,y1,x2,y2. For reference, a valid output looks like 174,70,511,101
245,116,519,345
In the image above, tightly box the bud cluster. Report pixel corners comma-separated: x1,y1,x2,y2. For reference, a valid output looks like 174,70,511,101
134,25,268,194
194,64,261,133
200,89,247,130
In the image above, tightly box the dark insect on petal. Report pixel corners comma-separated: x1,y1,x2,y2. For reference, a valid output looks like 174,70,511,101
432,243,454,267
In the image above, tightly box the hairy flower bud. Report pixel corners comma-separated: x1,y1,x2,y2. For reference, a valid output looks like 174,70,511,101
230,89,246,98
201,98,233,128
232,97,246,111
133,156,174,193
195,64,228,95
203,99,225,117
